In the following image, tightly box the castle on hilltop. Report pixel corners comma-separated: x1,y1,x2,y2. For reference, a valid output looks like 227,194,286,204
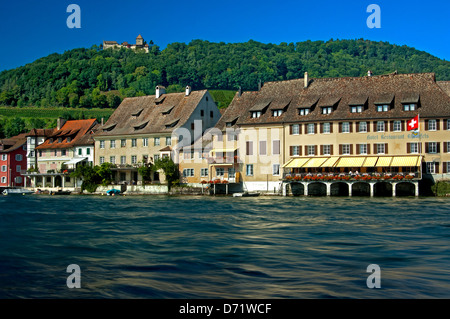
103,34,149,53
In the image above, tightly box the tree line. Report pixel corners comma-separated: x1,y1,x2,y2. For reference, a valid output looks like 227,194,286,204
0,38,449,108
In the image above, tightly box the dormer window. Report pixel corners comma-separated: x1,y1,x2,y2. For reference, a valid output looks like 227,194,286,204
272,109,283,117
161,105,175,115
165,119,180,129
131,109,143,118
351,105,363,113
401,93,419,111
377,104,389,112
226,117,239,127
249,99,271,119
58,138,62,143
67,137,71,143
134,121,149,131
322,107,333,115
403,103,417,111
102,123,117,132
251,111,261,118
299,108,310,116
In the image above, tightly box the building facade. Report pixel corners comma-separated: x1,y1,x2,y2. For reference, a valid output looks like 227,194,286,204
178,72,450,196
93,85,222,185
23,119,98,190
26,128,56,170
0,133,28,188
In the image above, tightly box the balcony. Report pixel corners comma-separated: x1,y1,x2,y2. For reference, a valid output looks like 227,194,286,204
206,156,239,165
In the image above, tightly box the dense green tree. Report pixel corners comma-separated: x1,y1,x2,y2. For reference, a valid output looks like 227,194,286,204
0,39,448,108
4,117,26,137
154,157,179,187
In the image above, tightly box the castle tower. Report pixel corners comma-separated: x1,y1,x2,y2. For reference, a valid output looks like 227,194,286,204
136,34,144,47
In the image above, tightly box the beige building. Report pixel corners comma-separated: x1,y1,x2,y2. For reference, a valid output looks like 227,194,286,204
179,72,450,196
94,85,221,185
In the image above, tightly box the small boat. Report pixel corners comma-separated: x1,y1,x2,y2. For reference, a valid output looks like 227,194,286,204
2,188,35,195
233,192,260,197
106,189,121,196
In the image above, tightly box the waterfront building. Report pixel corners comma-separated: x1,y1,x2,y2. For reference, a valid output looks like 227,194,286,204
25,128,56,170
0,133,28,188
177,89,255,192
179,72,450,196
23,118,98,190
93,85,221,185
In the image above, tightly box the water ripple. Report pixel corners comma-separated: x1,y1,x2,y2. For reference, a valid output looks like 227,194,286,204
0,195,449,298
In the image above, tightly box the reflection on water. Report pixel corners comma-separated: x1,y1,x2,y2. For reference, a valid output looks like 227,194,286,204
0,195,449,298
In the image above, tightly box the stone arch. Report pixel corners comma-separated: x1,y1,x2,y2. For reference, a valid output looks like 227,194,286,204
307,182,327,196
290,182,305,196
352,182,370,196
330,182,349,196
395,182,416,196
374,182,392,197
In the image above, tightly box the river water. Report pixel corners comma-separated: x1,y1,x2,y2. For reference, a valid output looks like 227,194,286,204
0,195,449,298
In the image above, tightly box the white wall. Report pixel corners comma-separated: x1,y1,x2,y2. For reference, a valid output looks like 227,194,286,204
244,181,283,193
182,91,222,143
74,146,94,163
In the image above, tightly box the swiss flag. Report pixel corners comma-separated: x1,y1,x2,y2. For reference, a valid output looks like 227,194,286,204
407,115,419,131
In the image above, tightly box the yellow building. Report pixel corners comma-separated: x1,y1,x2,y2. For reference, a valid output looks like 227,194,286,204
179,72,450,196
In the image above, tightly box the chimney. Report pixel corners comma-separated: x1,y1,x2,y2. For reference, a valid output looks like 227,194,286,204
367,70,373,77
185,85,192,96
304,72,309,88
258,79,262,91
155,85,166,99
238,86,242,97
57,117,66,130
101,117,104,126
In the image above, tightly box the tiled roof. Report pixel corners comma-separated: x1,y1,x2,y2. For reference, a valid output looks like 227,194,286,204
233,72,450,126
26,128,55,137
36,119,97,150
73,123,100,147
214,91,259,131
0,133,28,153
94,90,208,137
437,81,450,97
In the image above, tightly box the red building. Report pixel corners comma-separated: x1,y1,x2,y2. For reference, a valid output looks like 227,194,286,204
0,133,28,188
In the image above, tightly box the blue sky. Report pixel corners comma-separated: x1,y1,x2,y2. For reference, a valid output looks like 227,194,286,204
0,0,449,72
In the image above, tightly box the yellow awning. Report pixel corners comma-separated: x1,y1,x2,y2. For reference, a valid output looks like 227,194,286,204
210,149,236,153
390,156,421,167
283,157,311,168
375,156,393,167
320,157,339,168
362,157,378,167
336,157,366,168
302,157,329,168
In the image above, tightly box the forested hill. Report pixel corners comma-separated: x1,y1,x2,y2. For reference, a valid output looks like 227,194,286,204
1,39,449,108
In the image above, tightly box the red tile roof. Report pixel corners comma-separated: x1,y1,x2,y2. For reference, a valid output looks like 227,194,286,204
36,119,97,150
